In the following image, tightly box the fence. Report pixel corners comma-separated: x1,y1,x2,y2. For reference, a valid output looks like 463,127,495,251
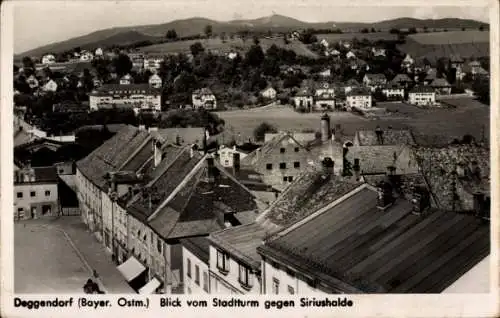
61,207,80,216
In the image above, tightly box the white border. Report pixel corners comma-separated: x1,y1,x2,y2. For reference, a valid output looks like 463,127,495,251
1,0,499,317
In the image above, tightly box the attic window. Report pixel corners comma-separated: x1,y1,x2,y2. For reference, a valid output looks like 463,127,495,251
294,147,299,152
280,148,285,153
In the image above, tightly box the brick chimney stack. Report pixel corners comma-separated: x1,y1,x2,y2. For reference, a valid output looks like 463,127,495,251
376,181,394,210
411,185,430,215
353,158,361,181
232,152,241,176
206,155,216,184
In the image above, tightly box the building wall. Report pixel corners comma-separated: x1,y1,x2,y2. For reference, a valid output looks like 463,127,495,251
101,191,113,251
192,94,217,109
182,247,210,294
218,147,248,167
347,95,372,109
54,162,74,175
208,246,261,295
314,99,335,111
261,89,277,99
262,260,324,295
128,215,150,267
254,137,314,191
382,88,404,99
293,96,314,109
14,183,59,219
89,94,161,111
114,203,129,264
75,168,102,235
409,92,436,106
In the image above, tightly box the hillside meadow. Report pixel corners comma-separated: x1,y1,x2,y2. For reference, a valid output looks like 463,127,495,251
139,38,318,58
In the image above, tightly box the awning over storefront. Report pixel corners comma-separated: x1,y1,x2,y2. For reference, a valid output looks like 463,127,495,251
117,256,146,282
138,277,161,294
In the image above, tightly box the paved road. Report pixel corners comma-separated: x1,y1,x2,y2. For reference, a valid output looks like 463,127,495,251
15,217,135,294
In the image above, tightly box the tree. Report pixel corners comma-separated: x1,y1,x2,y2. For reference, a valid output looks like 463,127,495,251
389,28,400,34
166,29,178,40
253,122,278,142
245,45,265,67
479,25,485,31
204,25,213,38
190,42,205,56
361,28,369,33
253,36,260,45
22,56,35,70
472,77,490,105
112,54,132,77
408,27,417,34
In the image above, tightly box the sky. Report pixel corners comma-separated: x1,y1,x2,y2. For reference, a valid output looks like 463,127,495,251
12,0,490,54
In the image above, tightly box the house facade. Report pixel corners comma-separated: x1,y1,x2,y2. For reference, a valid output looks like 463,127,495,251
181,238,211,294
382,85,404,100
362,74,387,92
88,84,161,112
293,89,314,111
408,86,436,106
41,54,56,65
143,55,164,72
260,87,277,100
218,145,249,167
43,79,58,92
346,88,372,109
14,166,59,220
149,74,162,89
120,74,133,85
192,88,217,109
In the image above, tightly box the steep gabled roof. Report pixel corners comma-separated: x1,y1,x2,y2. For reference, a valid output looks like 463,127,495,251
354,129,416,146
241,133,309,166
430,78,451,87
345,145,406,175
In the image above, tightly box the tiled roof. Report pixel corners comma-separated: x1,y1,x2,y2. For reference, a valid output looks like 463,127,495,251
430,78,451,87
148,156,264,240
76,125,150,190
259,186,490,293
180,237,211,264
193,88,214,96
34,166,59,183
258,167,363,228
90,84,160,96
354,129,416,146
345,79,360,87
365,73,387,83
345,145,406,175
152,128,205,146
347,88,371,96
390,74,412,84
73,124,128,134
209,222,275,269
412,145,490,211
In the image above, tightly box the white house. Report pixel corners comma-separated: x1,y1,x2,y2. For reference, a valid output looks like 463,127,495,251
314,82,335,97
95,48,104,57
192,88,217,109
80,51,94,62
181,238,211,294
320,39,329,48
218,145,249,167
89,84,161,112
408,86,436,106
41,54,56,65
42,79,58,92
346,88,372,109
325,49,340,57
227,52,238,60
401,54,414,71
382,85,404,100
318,69,331,78
143,55,164,72
346,51,356,59
260,87,277,100
148,74,162,89
120,74,133,85
26,75,39,89
293,88,314,110
371,47,386,57
362,73,387,92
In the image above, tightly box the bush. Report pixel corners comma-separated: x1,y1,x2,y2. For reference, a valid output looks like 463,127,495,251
253,122,278,142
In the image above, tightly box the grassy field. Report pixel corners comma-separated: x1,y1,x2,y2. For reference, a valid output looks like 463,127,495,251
408,31,489,45
216,99,490,145
316,32,398,43
139,38,318,58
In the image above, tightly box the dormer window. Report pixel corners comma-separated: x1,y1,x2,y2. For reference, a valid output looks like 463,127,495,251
216,249,229,274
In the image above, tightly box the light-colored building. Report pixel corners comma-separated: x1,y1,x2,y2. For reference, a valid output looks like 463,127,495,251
149,74,162,89
42,79,58,92
401,54,414,71
120,74,133,85
430,78,452,95
318,69,331,78
363,73,387,92
382,84,405,100
143,55,164,72
218,145,249,167
88,84,161,112
192,88,217,109
95,48,104,57
181,237,211,294
41,54,56,65
260,87,277,100
346,88,372,109
80,51,94,62
408,86,436,106
346,51,356,59
26,75,39,89
14,166,59,220
293,88,314,111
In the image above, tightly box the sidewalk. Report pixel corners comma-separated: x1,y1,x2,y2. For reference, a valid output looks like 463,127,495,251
53,217,135,294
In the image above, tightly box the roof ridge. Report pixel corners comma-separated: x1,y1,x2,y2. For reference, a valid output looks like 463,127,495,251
146,145,191,187
147,153,208,222
117,134,152,171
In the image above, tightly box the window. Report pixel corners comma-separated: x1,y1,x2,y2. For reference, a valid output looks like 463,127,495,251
195,265,200,285
283,176,288,182
266,164,273,170
216,249,229,273
157,238,162,254
294,162,300,168
16,192,23,198
17,208,24,213
187,258,192,278
203,272,209,292
30,191,36,197
294,147,299,152
238,264,253,288
279,163,286,169
272,278,280,294
280,148,285,153
288,285,295,294
288,176,294,182
45,190,51,196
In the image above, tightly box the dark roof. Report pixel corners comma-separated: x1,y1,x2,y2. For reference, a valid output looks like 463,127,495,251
355,129,416,146
241,133,309,166
259,186,490,293
152,128,205,146
347,88,371,96
409,86,435,93
430,78,451,87
193,88,214,96
180,237,211,264
14,128,36,147
90,84,160,96
76,125,150,190
345,145,406,175
34,166,58,182
390,74,412,84
364,73,387,83
74,124,128,134
147,155,265,240
412,145,490,211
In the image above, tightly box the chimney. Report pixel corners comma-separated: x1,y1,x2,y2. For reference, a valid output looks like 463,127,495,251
376,181,394,210
175,134,181,145
353,158,361,181
206,156,216,184
473,192,485,217
232,153,241,176
375,126,384,145
411,185,430,215
320,114,331,143
108,173,117,194
153,139,162,167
